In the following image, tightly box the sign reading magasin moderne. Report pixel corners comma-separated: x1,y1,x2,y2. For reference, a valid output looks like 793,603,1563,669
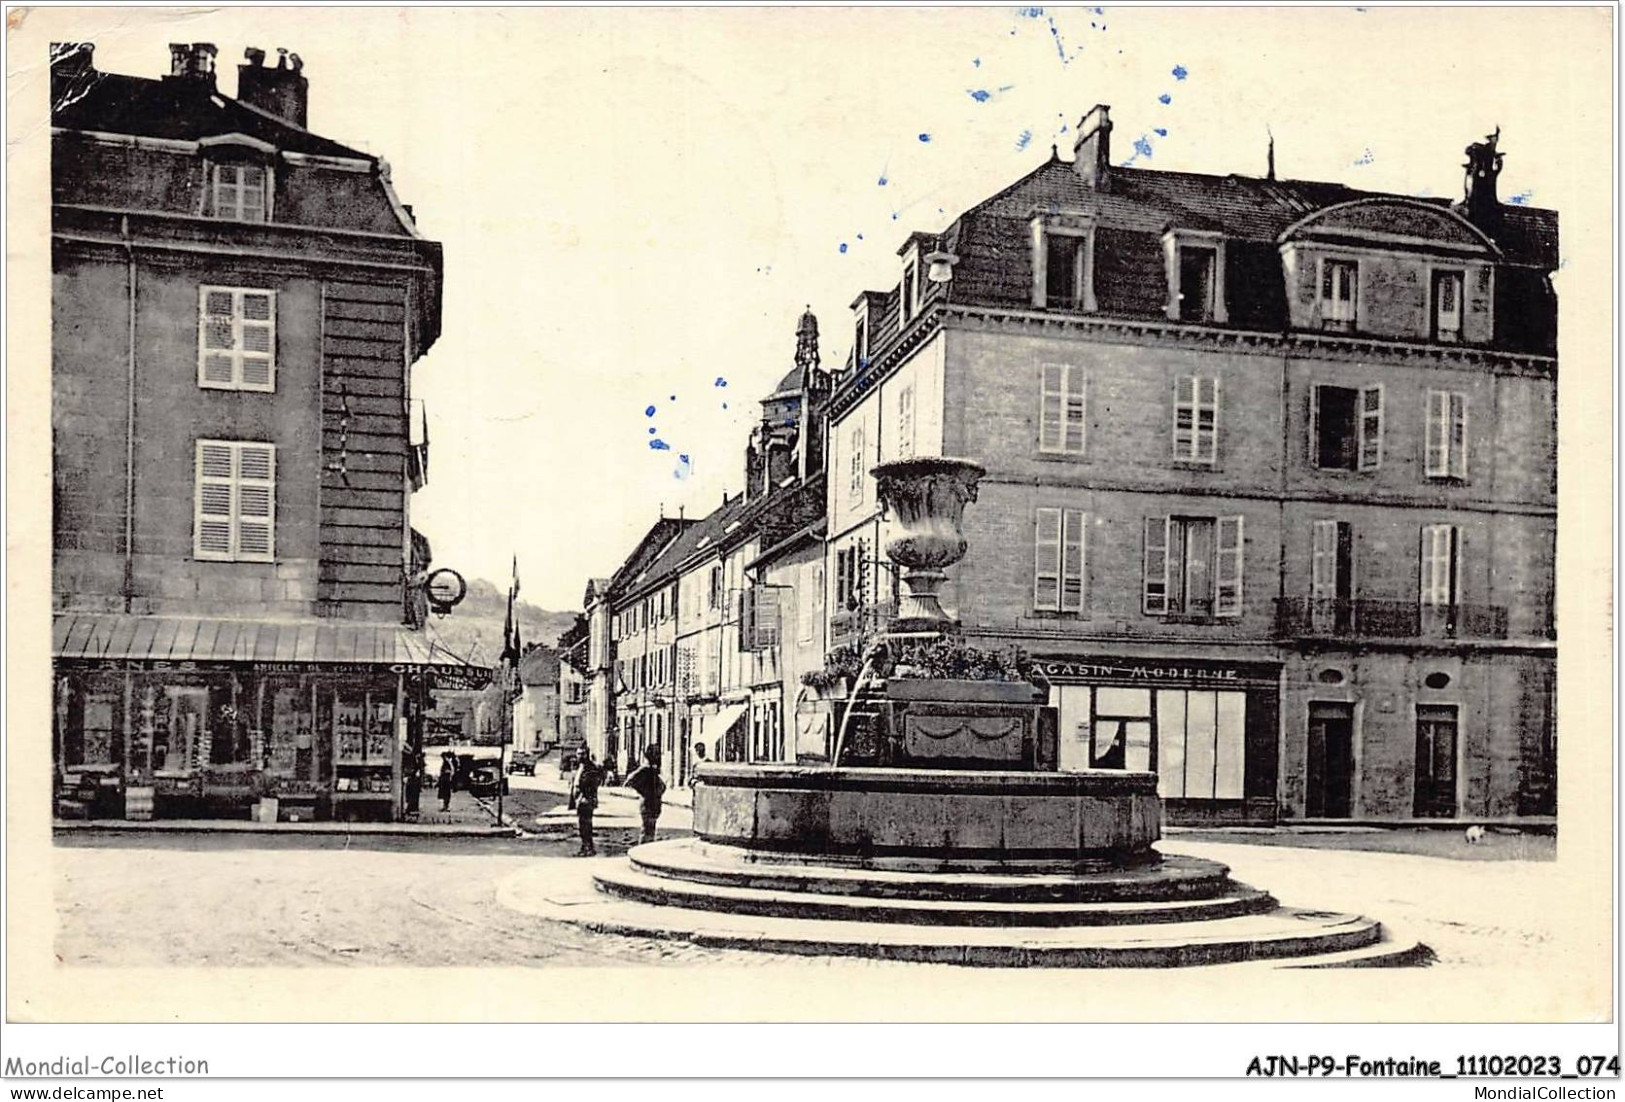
1035,656,1281,688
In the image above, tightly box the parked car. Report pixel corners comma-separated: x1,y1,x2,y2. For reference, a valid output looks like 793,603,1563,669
467,763,509,798
507,751,540,776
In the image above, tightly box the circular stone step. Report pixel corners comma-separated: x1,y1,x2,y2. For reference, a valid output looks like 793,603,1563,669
628,838,1239,903
594,861,1276,927
496,861,1392,968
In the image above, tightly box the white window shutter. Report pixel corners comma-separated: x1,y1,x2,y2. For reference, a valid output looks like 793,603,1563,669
1420,524,1457,607
1039,364,1063,452
1310,519,1337,601
1061,509,1086,613
1309,386,1322,467
1034,507,1061,611
1450,393,1469,478
1425,390,1449,476
1215,515,1244,617
1200,375,1219,464
1143,516,1170,614
1358,385,1384,470
1065,367,1087,453
194,442,235,560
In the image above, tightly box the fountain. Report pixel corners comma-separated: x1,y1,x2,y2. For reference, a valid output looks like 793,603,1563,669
502,456,1425,967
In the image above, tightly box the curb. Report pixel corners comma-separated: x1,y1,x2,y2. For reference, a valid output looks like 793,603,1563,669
53,819,520,839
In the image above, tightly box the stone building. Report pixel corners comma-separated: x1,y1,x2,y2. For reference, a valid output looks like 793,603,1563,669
512,646,560,753
823,106,1557,824
49,42,466,821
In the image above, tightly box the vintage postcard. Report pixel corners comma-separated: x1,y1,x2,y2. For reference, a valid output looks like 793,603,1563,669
3,2,1616,1075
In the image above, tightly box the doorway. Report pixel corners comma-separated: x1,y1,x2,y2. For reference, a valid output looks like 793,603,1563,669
1414,704,1459,818
1306,702,1354,818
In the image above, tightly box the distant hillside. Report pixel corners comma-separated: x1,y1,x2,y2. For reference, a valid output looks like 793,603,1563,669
424,577,577,667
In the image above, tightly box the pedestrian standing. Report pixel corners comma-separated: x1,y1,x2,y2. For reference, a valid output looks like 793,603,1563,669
404,748,423,817
624,745,667,844
436,752,456,812
569,748,604,856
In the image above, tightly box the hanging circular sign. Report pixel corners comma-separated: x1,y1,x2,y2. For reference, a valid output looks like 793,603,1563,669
423,568,468,614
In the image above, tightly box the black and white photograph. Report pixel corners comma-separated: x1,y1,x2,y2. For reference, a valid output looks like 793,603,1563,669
2,2,1616,1090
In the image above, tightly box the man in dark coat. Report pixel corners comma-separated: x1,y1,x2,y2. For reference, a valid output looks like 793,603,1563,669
623,745,666,844
436,752,456,812
568,748,605,856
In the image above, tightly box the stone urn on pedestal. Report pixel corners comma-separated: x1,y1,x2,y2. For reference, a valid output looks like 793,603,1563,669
870,456,986,635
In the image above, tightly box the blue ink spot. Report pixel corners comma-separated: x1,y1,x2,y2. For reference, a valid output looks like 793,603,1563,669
969,89,991,103
839,243,848,254
669,394,676,401
973,57,981,67
1158,93,1171,105
1154,127,1168,137
918,133,932,143
1352,147,1375,167
1016,129,1033,151
1132,136,1154,159
1172,65,1188,81
891,212,899,220
649,439,670,451
714,377,728,387
857,234,864,241
1510,190,1534,206
1017,5,1045,16
782,418,796,427
645,405,656,417
674,455,692,480
721,402,729,410
1059,124,1068,134
648,427,656,435
877,174,888,186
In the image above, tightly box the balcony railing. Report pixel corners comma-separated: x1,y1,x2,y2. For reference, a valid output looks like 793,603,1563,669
1275,598,1509,641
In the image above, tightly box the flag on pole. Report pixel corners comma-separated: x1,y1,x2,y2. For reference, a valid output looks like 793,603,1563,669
500,555,523,700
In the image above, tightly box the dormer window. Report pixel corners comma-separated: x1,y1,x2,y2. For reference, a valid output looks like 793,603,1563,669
900,258,920,325
1432,270,1464,343
1163,230,1227,324
210,163,269,222
854,313,869,368
1031,213,1097,312
1320,259,1358,331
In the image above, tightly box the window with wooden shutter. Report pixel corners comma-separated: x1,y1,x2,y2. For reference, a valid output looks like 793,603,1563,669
198,286,276,392
1420,524,1459,609
1425,390,1469,479
848,426,865,504
194,440,276,562
1038,364,1087,454
1173,375,1219,464
896,385,915,459
1433,270,1464,342
1214,515,1244,617
1060,509,1086,613
1143,516,1170,614
755,588,782,648
1320,258,1357,329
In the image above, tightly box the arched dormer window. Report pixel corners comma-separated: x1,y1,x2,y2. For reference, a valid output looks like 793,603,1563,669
198,134,277,223
1277,199,1500,344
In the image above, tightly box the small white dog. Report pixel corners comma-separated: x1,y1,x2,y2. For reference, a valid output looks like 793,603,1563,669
1464,825,1486,845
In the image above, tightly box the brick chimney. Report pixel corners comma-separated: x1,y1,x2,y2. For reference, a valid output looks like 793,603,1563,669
166,42,218,87
1072,104,1112,189
238,47,308,128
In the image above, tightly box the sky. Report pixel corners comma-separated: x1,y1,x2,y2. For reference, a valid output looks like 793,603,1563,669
28,5,1608,610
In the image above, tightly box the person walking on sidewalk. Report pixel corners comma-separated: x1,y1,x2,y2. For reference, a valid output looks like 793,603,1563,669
436,752,456,813
624,745,667,844
568,748,605,856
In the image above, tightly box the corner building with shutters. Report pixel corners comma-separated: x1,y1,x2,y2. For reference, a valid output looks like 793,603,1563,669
825,106,1556,824
48,43,460,822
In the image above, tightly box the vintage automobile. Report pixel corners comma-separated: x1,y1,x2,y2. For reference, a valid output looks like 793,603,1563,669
506,751,540,776
467,762,509,798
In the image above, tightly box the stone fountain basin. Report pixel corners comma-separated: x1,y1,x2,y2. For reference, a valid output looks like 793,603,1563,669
691,764,1159,863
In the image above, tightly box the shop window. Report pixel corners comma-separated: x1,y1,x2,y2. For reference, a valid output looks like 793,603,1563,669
1319,258,1357,331
198,286,276,391
1172,375,1220,464
1156,689,1246,799
63,687,119,768
1039,364,1087,455
1425,390,1469,480
1311,384,1383,471
153,685,213,773
1033,507,1086,613
1091,687,1153,771
265,681,315,779
195,439,276,562
1143,515,1244,618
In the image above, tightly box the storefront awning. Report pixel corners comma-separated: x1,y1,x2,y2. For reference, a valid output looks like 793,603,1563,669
701,702,750,756
52,612,489,683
